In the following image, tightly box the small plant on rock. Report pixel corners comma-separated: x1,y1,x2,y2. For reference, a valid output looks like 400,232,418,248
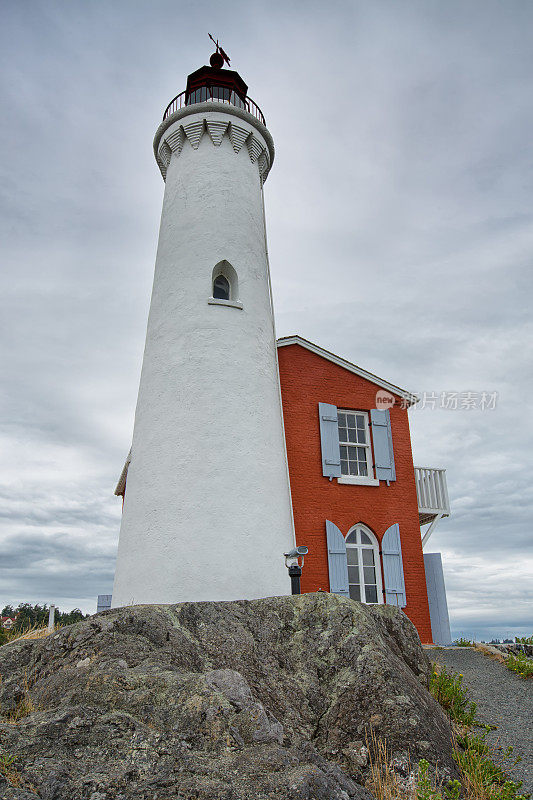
454,638,474,647
0,748,22,788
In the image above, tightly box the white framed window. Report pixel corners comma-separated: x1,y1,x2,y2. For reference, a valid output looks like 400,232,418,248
337,410,378,485
208,260,243,310
345,524,383,604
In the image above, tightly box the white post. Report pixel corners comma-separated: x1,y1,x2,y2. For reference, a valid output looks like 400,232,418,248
47,604,55,633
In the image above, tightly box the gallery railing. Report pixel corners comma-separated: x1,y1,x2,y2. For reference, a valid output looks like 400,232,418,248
163,88,266,126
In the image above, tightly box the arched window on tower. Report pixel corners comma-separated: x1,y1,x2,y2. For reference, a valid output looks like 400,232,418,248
213,274,230,300
209,260,242,308
345,524,383,604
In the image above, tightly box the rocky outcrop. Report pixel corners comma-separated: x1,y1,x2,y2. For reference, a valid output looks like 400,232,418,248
0,593,456,799
487,643,533,658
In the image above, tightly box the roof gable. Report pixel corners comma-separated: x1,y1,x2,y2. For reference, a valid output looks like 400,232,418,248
276,336,417,406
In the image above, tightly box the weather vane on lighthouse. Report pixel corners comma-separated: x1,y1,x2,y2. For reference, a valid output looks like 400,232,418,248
208,33,231,68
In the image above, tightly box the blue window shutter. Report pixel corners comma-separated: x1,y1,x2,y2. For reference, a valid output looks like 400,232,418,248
318,403,341,478
381,523,407,607
370,409,396,482
326,519,350,597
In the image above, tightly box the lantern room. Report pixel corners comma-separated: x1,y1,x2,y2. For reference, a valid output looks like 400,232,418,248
162,50,266,125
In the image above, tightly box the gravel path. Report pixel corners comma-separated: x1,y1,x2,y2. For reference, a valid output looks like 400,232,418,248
427,647,533,796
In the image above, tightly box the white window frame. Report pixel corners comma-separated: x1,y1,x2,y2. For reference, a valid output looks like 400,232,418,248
337,409,379,486
345,524,383,604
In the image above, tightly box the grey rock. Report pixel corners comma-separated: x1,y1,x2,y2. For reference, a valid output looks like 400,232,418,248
205,668,254,710
39,768,71,799
1,790,40,800
492,643,533,658
0,593,456,799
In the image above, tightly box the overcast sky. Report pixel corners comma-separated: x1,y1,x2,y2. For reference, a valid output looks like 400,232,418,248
1,0,531,640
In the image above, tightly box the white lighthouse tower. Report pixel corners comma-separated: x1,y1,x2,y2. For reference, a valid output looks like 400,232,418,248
111,46,295,607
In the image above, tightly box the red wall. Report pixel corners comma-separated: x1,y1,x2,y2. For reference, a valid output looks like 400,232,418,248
278,343,433,644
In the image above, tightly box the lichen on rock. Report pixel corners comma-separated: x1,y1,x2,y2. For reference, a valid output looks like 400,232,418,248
0,593,456,799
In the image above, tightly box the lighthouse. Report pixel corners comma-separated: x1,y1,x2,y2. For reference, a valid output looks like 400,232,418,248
111,46,296,607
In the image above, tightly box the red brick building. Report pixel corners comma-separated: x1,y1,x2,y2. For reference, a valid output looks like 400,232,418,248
277,336,450,644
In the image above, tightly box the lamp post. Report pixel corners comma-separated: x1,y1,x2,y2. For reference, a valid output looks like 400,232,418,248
284,546,309,595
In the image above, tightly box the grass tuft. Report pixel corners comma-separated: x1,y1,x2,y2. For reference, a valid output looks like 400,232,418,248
1,622,60,645
365,729,462,800
365,727,411,800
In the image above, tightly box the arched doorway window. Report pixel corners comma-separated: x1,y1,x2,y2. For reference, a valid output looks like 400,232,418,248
345,524,383,604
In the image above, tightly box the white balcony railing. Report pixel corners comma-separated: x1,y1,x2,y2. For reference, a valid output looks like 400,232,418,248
414,467,450,527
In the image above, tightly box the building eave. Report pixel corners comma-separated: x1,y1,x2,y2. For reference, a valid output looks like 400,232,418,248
276,335,418,406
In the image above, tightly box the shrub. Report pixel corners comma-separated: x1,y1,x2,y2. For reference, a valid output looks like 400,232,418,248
506,652,533,680
430,665,477,726
454,638,473,647
416,760,461,800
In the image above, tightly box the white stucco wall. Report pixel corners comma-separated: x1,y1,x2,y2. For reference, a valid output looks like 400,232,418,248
112,106,295,607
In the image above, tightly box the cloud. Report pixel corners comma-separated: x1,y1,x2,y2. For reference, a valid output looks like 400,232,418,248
1,0,531,637
441,553,533,640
